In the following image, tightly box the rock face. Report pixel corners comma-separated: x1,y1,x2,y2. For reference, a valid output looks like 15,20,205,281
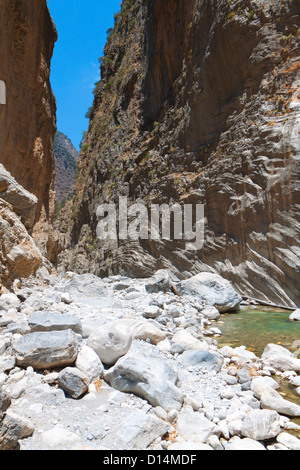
0,199,43,287
53,132,78,205
0,0,58,261
58,0,300,308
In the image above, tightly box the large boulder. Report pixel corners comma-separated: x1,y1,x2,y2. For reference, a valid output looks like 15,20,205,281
28,312,82,335
105,341,184,412
12,330,79,370
174,272,242,313
261,343,300,372
0,199,42,286
0,164,38,231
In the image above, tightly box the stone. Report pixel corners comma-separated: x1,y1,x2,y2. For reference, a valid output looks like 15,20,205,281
145,270,176,294
251,377,280,398
88,322,132,366
130,320,166,345
0,389,11,417
171,330,208,353
179,349,224,372
116,409,169,449
0,336,10,355
175,273,242,313
60,292,72,304
142,305,160,319
168,440,213,450
176,407,219,444
241,409,281,441
28,311,82,334
168,304,181,318
237,367,251,384
250,377,300,416
224,437,266,451
54,273,117,308
12,330,79,370
289,309,300,321
290,376,300,387
58,367,89,399
276,432,300,450
0,200,43,286
105,341,183,412
261,343,300,372
0,410,35,450
0,293,21,311
75,345,104,381
41,425,81,449
0,355,15,373
201,306,221,320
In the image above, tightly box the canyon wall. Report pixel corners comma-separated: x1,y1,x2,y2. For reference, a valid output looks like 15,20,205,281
59,0,300,307
0,0,58,261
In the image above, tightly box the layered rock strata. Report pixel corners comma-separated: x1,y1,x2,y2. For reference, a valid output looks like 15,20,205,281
0,0,58,261
58,0,300,307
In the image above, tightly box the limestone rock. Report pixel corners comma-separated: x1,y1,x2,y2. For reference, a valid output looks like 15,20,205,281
0,410,35,450
87,322,132,366
28,311,83,334
175,273,242,313
224,437,266,451
176,407,219,444
0,0,57,260
58,367,89,399
276,432,300,451
0,200,43,286
12,330,79,370
75,345,104,381
145,270,177,294
115,409,169,449
261,343,300,372
0,164,38,231
289,309,300,321
0,389,11,419
60,0,300,308
179,350,224,372
105,341,183,412
241,409,281,441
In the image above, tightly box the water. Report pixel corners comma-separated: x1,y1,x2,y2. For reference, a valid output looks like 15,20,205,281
216,306,300,436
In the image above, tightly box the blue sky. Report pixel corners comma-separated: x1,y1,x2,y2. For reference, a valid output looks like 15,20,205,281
48,0,122,150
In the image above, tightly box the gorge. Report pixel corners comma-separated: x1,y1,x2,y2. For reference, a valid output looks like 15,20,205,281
0,0,299,452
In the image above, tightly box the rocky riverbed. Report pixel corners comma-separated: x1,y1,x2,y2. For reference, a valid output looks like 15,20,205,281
0,268,300,451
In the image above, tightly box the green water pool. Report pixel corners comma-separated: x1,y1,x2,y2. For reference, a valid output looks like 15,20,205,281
216,306,300,435
216,306,300,357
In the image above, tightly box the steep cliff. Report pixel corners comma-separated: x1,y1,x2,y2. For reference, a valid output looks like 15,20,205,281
54,131,78,205
0,0,58,261
59,0,300,308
